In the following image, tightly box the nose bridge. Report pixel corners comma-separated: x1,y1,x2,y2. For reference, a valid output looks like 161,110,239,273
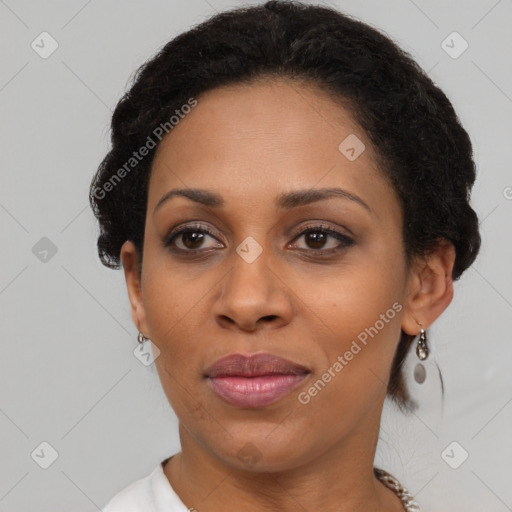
213,233,292,329
228,234,274,299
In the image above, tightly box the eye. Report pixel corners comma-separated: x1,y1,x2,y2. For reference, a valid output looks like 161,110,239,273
163,223,223,253
289,224,354,254
163,222,354,256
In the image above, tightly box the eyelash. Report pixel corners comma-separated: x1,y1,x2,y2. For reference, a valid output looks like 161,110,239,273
163,222,354,257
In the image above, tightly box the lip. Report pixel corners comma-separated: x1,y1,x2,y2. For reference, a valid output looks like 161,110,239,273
204,353,310,408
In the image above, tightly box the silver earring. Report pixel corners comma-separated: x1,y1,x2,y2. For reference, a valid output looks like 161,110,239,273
137,331,148,344
414,324,428,384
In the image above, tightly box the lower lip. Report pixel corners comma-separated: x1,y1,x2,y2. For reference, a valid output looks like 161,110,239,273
207,374,308,408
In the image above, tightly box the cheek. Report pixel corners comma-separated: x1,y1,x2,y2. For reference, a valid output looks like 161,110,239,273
320,259,404,339
311,263,405,393
140,240,212,348
142,269,212,421
297,300,403,433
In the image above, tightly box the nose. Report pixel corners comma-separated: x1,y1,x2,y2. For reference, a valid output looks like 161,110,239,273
212,246,294,332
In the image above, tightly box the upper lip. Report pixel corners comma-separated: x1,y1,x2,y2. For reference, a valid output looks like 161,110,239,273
205,353,310,378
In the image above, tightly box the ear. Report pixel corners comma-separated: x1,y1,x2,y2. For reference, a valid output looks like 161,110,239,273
120,240,149,337
401,239,456,336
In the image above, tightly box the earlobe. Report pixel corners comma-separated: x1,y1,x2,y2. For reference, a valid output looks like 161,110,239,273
120,240,148,335
401,240,456,336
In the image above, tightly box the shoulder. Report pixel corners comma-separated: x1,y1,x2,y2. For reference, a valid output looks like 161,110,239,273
102,460,187,512
102,470,154,512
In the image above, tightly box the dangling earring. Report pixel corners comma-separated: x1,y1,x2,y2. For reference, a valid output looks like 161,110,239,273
414,323,428,384
137,331,148,344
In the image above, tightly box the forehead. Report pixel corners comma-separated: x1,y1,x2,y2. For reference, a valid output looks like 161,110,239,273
152,78,367,165
148,79,398,219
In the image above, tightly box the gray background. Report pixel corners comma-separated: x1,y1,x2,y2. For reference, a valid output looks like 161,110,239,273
1,0,511,511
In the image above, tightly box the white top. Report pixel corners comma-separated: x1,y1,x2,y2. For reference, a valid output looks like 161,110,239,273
102,457,421,512
102,457,188,512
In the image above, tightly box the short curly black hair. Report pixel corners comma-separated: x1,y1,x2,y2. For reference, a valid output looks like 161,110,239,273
89,0,480,411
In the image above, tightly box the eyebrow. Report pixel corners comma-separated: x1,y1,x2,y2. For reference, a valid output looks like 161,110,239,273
153,187,372,215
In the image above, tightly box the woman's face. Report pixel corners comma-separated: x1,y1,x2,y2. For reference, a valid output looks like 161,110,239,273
124,79,420,471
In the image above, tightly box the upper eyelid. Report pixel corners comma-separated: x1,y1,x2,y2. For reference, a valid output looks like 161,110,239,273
165,222,223,242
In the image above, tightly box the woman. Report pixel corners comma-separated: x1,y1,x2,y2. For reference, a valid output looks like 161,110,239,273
90,1,480,510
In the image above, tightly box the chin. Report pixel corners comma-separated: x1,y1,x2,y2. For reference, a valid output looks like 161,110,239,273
208,430,314,474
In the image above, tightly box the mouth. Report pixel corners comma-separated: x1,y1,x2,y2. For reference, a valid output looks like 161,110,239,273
204,353,310,408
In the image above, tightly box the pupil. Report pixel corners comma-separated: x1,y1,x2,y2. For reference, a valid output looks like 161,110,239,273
307,232,326,249
183,231,204,249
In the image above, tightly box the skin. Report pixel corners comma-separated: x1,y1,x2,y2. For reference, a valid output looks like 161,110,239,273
121,78,455,512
